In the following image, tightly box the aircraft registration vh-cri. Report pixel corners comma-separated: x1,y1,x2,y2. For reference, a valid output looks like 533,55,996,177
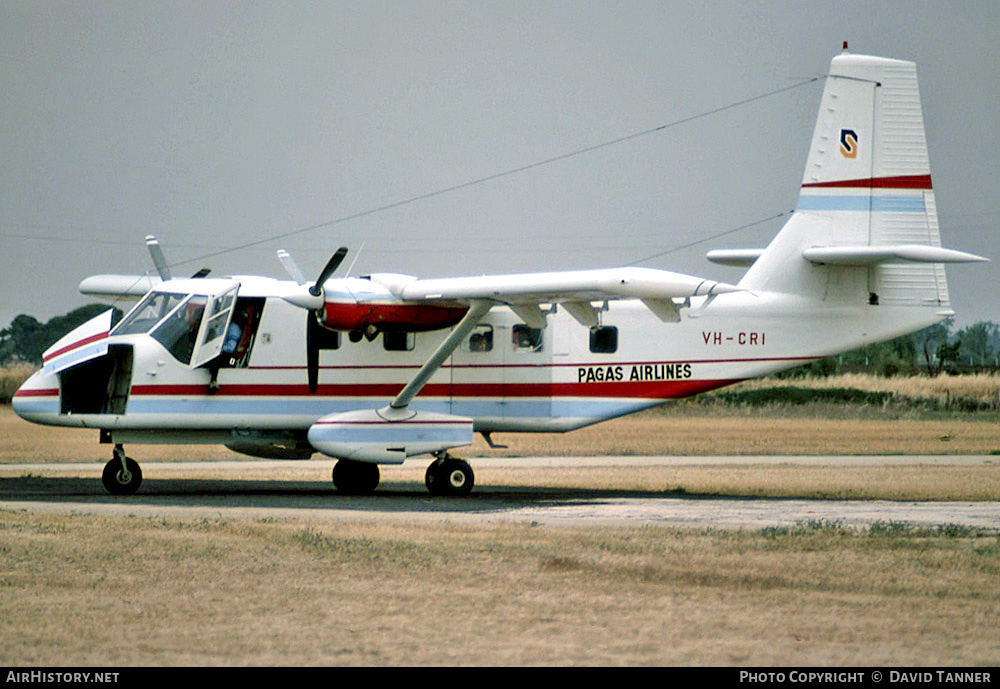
12,49,989,497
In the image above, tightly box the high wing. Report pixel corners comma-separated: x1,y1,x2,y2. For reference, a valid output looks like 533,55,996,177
370,266,741,328
79,274,162,300
394,266,738,301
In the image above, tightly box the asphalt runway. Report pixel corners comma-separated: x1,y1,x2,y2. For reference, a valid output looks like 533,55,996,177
1,456,998,530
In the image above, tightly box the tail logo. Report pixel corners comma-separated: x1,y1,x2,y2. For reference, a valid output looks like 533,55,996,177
840,129,859,159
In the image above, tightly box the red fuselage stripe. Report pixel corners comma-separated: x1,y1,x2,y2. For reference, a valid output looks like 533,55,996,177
128,379,739,400
41,332,109,363
12,388,59,398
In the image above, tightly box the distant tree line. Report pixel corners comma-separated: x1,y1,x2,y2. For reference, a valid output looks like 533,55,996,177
0,305,122,365
780,318,1000,378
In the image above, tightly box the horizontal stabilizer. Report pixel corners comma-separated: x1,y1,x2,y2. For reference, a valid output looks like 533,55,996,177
802,245,988,266
705,249,765,267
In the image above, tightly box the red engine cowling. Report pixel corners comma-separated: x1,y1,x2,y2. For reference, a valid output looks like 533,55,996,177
321,300,468,332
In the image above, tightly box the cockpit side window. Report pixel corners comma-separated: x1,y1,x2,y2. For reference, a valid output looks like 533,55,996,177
149,295,207,364
202,291,236,344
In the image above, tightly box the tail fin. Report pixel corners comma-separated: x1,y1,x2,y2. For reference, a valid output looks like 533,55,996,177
739,50,983,314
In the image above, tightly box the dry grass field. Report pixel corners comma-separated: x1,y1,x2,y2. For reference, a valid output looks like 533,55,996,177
0,363,34,404
1,510,998,666
2,372,999,666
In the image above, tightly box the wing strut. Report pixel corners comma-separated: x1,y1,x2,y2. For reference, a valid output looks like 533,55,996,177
388,299,492,412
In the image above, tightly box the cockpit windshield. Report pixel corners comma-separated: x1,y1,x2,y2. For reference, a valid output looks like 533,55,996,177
114,292,188,336
112,291,208,364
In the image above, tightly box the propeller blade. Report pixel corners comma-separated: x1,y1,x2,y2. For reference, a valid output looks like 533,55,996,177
276,249,307,285
309,247,349,297
306,313,322,394
299,245,348,392
145,235,171,281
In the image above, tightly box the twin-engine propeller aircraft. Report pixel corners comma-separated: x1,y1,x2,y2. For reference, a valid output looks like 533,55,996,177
13,50,987,496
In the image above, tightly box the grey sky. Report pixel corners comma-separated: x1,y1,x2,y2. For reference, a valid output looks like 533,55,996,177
2,1,998,332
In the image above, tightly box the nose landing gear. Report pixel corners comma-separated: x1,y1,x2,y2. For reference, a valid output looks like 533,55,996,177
101,444,142,495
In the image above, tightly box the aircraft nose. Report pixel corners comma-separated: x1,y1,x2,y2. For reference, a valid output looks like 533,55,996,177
10,368,59,422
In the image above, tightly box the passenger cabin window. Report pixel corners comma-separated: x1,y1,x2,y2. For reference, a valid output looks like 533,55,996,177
512,324,543,352
383,331,415,351
589,326,618,354
462,325,493,353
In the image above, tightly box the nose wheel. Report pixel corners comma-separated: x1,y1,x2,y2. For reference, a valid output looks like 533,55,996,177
425,454,474,496
102,445,142,495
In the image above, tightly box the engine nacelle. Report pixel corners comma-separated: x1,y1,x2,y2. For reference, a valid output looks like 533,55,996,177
281,274,469,333
321,301,468,332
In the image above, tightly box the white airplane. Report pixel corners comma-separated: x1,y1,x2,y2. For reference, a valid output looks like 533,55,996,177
13,49,987,496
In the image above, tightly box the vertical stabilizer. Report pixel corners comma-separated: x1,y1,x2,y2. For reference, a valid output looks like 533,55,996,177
740,52,950,312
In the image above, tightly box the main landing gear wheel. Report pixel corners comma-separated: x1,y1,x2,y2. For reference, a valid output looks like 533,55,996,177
102,450,142,496
332,459,380,495
425,455,474,497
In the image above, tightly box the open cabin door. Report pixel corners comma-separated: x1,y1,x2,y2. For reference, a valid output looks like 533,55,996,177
191,281,240,369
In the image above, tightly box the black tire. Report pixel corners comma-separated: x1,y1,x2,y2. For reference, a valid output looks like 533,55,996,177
331,460,380,495
101,457,142,495
425,457,474,497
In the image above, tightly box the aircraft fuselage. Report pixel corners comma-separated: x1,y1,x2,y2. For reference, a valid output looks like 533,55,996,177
13,282,931,450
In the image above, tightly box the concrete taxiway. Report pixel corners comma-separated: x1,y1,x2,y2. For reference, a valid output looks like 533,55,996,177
1,455,998,530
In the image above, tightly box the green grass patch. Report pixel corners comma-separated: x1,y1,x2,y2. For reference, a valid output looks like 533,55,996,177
691,384,1000,417
707,387,895,407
